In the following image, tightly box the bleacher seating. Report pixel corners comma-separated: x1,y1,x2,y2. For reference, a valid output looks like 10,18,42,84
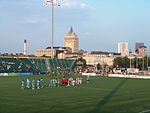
0,57,75,73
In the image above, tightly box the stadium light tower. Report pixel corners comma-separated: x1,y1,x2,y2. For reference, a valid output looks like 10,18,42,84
147,49,149,70
45,0,61,58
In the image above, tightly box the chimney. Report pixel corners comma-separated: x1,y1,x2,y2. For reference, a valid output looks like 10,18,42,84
24,39,27,55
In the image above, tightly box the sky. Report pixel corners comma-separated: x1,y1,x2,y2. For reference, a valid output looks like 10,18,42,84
0,0,150,54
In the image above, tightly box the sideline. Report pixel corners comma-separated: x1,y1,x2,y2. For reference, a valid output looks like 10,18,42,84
109,74,150,79
139,110,150,113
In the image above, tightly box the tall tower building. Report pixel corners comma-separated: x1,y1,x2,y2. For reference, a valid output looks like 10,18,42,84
118,42,129,56
23,39,27,55
64,27,79,53
135,42,144,51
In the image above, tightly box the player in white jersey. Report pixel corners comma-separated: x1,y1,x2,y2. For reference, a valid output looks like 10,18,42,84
79,78,82,84
40,78,43,88
26,78,30,89
71,79,75,86
37,79,40,89
21,80,24,89
32,80,35,90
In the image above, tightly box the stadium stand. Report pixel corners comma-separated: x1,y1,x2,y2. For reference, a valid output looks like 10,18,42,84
0,57,75,74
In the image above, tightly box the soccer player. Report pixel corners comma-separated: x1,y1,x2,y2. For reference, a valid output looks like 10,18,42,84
79,78,82,84
58,78,61,87
55,78,57,87
52,78,56,87
71,79,75,86
67,78,70,86
40,77,43,88
49,79,53,87
87,75,90,83
32,80,35,90
21,80,24,90
37,79,40,89
76,78,79,85
26,78,30,89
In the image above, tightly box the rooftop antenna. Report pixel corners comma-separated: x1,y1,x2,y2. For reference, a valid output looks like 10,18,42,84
45,0,62,58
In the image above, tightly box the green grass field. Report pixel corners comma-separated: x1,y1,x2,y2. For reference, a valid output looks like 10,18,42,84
0,75,150,113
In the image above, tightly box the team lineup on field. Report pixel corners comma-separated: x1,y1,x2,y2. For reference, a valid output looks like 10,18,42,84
20,76,90,90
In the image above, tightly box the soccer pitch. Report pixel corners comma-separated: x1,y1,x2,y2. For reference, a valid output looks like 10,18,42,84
0,75,150,113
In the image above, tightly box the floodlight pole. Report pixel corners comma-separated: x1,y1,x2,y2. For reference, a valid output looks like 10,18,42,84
129,57,132,68
46,0,61,58
147,49,149,70
136,57,138,69
51,0,54,59
142,57,144,71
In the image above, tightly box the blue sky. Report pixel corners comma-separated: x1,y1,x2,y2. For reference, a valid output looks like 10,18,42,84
0,0,150,54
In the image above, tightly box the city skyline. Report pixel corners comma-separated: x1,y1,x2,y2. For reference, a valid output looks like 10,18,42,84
0,0,150,54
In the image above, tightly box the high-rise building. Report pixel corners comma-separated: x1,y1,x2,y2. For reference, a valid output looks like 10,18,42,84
136,46,147,57
135,42,144,51
118,42,129,56
64,27,79,53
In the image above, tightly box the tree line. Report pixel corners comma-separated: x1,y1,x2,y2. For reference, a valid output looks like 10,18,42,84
75,56,150,71
113,56,150,70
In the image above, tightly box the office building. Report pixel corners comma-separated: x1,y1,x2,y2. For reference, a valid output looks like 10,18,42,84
135,42,144,51
118,42,129,56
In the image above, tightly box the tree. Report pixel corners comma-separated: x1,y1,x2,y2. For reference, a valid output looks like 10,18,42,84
122,56,130,68
75,57,86,67
113,56,150,70
96,63,102,70
113,57,123,68
113,56,129,68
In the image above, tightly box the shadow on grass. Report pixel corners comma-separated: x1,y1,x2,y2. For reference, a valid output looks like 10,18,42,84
88,78,128,113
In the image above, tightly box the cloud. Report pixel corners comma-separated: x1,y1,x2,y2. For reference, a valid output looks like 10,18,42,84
61,0,94,10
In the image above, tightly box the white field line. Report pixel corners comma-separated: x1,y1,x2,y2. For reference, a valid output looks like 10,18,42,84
139,110,150,113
